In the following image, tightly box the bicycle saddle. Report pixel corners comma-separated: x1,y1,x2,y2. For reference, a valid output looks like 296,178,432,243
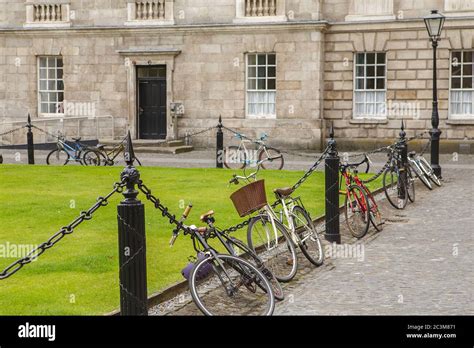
274,187,294,198
72,137,82,142
200,210,215,222
408,151,417,157
96,144,106,150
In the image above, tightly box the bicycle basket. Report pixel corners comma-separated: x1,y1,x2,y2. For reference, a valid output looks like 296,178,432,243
230,180,267,217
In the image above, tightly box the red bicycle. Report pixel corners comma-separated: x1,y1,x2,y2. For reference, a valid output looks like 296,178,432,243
340,155,384,238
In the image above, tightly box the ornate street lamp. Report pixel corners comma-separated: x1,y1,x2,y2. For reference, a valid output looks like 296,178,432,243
424,9,445,178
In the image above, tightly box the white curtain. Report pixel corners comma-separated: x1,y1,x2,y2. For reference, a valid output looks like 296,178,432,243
354,91,385,117
451,91,473,115
248,91,276,116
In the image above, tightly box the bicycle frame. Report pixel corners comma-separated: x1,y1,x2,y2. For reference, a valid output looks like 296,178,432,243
57,139,82,162
339,169,370,215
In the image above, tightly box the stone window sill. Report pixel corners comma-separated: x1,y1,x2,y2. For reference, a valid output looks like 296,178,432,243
233,16,287,24
124,19,175,26
345,14,395,22
350,118,388,125
24,22,71,28
446,119,474,125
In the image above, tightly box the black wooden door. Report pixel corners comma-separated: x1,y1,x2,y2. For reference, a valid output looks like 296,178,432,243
138,79,167,139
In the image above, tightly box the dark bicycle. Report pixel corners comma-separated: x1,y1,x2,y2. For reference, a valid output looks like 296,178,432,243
383,144,415,209
170,205,275,316
46,135,101,166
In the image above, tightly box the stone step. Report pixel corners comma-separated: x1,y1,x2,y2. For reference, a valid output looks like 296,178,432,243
133,145,194,155
100,139,185,148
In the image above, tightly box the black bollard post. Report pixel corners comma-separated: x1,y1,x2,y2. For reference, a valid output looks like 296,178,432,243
216,115,224,169
117,131,148,316
26,114,35,165
325,123,341,244
398,121,408,201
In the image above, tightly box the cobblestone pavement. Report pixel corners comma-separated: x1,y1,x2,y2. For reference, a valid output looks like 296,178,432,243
1,148,474,171
148,167,473,316
274,168,473,315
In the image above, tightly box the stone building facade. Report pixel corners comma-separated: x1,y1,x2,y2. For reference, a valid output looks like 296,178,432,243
1,0,474,151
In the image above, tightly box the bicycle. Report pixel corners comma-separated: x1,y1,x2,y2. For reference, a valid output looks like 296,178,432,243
383,144,415,210
230,167,323,282
46,135,101,166
339,155,384,239
224,132,284,170
194,208,284,301
170,204,275,316
407,148,441,189
83,139,142,167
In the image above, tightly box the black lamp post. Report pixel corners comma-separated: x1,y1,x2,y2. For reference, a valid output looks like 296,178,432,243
424,9,445,178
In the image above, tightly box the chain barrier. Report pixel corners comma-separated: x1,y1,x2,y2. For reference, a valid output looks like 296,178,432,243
291,147,330,191
186,125,217,139
0,180,126,280
419,138,432,156
359,158,392,184
0,125,26,138
30,124,61,140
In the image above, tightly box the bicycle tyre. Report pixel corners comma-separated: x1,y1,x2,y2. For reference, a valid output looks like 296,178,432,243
406,166,416,203
189,253,275,316
259,147,284,170
227,237,284,301
344,184,370,238
247,214,298,282
418,157,441,187
362,186,384,232
46,149,69,166
224,146,246,170
409,161,432,190
291,205,324,266
383,167,408,210
82,150,102,166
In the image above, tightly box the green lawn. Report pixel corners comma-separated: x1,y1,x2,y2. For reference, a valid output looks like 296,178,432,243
0,164,381,315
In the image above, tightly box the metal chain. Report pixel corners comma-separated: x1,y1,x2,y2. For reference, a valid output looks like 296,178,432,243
0,180,126,280
420,138,432,156
221,125,253,141
0,125,26,137
219,218,252,234
291,147,330,191
31,125,60,139
359,158,392,184
186,126,217,138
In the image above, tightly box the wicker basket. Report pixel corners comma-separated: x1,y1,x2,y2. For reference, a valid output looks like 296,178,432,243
230,180,267,217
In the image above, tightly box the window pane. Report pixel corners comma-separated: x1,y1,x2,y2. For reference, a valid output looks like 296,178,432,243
40,92,48,103
57,69,63,79
57,59,63,68
463,64,472,76
49,103,57,113
367,66,375,77
452,78,461,88
376,65,385,77
58,92,64,102
452,51,462,64
462,78,472,89
248,79,256,89
366,53,375,64
257,54,266,65
258,67,266,77
41,103,49,113
39,57,47,68
376,78,385,89
267,66,276,78
356,78,364,89
452,63,462,76
248,67,256,77
40,69,47,79
376,53,386,64
48,81,56,90
48,69,56,79
257,79,265,90
463,51,472,63
356,53,365,64
267,54,276,65
267,79,276,90
248,54,256,65
356,66,364,77
40,80,47,90
367,79,375,89
48,57,56,67
49,92,57,102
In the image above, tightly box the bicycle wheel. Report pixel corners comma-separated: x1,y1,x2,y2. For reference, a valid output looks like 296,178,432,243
189,253,274,316
406,166,416,203
344,184,370,238
291,205,324,266
46,149,69,166
247,215,298,282
224,146,246,170
409,161,433,190
419,157,441,187
259,147,284,170
383,167,408,210
82,150,102,166
363,186,384,232
227,237,284,301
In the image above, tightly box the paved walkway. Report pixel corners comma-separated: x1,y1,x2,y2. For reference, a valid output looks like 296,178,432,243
275,168,473,315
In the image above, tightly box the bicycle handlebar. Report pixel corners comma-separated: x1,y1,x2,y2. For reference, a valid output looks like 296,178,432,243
169,204,193,246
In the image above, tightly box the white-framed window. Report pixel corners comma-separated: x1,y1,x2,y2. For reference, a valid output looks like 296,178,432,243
353,52,387,119
38,56,64,115
246,53,276,118
450,50,474,119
